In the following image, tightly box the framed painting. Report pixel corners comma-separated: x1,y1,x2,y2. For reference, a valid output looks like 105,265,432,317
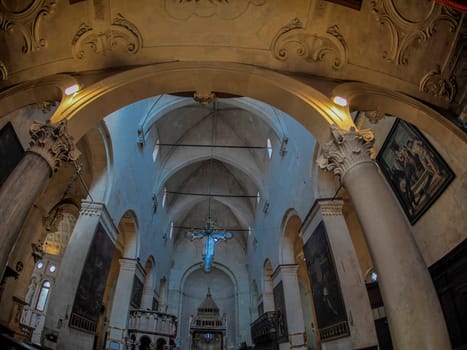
303,221,348,341
377,119,455,224
70,223,115,333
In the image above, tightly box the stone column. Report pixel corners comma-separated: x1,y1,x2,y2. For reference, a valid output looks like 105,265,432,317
273,265,307,350
318,125,451,350
0,121,79,280
106,258,140,350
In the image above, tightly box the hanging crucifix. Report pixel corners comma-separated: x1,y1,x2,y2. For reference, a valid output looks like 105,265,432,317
189,216,233,272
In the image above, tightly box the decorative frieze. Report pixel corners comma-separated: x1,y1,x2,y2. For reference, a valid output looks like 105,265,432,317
72,13,142,59
28,120,80,174
163,0,265,20
271,18,348,70
0,0,56,54
370,0,460,65
319,200,344,216
317,125,375,179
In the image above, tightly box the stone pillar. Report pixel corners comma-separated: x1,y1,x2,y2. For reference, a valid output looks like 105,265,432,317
318,125,451,350
0,121,79,280
42,201,118,350
301,199,377,349
106,258,140,350
141,284,155,311
273,265,307,350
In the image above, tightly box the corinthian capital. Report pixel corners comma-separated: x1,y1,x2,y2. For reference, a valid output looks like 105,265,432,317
317,125,375,179
29,121,80,173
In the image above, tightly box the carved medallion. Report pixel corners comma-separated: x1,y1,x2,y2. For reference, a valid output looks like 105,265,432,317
0,0,56,54
370,0,460,65
271,18,348,70
72,13,142,59
164,0,265,20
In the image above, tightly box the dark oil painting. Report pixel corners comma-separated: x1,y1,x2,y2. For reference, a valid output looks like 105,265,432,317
0,122,24,188
377,119,455,224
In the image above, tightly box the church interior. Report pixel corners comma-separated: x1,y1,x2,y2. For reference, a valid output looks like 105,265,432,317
0,1,466,350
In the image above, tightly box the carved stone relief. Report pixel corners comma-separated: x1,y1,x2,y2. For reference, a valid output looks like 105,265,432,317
164,0,265,20
363,110,386,124
0,0,56,54
29,120,81,173
419,65,457,103
0,61,7,80
271,18,348,70
317,125,375,179
370,0,460,65
72,13,142,59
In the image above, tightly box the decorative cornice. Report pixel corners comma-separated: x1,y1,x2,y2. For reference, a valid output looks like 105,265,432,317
319,199,344,216
317,125,375,180
28,120,80,174
370,1,460,65
0,61,6,80
419,65,457,103
72,13,142,59
271,18,348,70
163,0,265,20
0,0,56,54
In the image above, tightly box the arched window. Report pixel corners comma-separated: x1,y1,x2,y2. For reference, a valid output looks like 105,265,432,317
152,139,160,162
162,187,167,208
36,281,51,312
169,221,174,240
266,138,272,159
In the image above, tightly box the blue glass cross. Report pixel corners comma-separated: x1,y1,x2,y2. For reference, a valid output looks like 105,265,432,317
190,217,233,272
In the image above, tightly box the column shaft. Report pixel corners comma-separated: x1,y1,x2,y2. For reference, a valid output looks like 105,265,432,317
343,161,450,350
0,153,50,278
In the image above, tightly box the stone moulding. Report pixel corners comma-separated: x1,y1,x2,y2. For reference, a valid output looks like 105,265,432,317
271,18,348,70
0,61,7,80
72,13,142,59
0,0,56,54
419,65,457,103
370,0,460,65
163,0,265,20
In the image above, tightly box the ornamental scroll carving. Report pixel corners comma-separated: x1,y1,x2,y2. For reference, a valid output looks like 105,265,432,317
0,0,56,54
419,65,457,103
29,121,80,173
271,18,348,70
317,125,375,179
72,13,142,59
164,0,265,20
370,0,460,65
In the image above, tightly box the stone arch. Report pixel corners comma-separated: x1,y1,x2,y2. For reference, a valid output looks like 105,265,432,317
44,62,351,144
179,263,238,350
279,209,303,265
141,256,156,310
116,210,139,258
333,82,466,144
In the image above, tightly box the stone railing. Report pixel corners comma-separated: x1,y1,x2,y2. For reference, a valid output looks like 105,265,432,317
127,310,177,337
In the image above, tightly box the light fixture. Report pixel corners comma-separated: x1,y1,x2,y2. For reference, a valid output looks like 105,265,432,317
332,96,348,107
64,84,80,96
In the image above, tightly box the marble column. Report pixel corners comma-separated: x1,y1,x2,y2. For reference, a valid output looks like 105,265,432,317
106,258,140,350
318,125,451,350
0,121,79,280
273,265,307,350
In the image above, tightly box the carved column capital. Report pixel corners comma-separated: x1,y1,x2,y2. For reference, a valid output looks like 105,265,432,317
317,125,375,180
28,120,80,174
